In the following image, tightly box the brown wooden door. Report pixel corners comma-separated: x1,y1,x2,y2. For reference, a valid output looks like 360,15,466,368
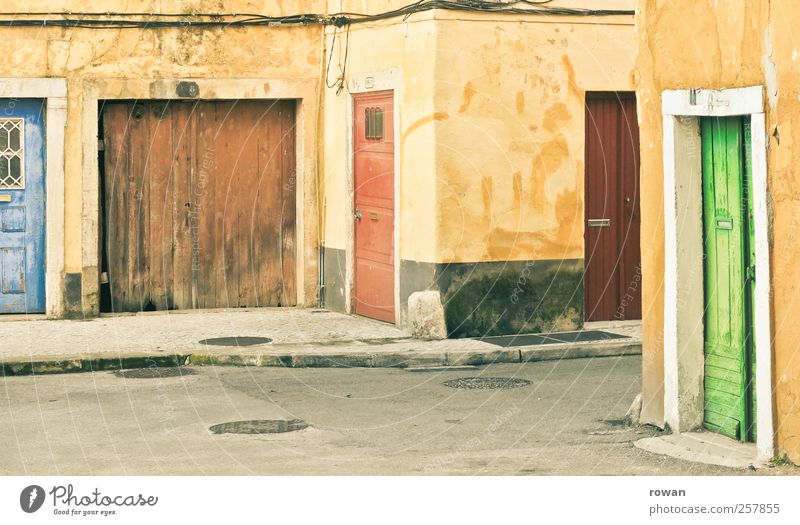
584,93,641,321
353,91,395,323
101,100,296,312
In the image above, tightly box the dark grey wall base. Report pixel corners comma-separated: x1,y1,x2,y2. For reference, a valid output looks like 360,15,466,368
63,272,83,319
321,249,584,338
401,258,584,338
322,246,347,313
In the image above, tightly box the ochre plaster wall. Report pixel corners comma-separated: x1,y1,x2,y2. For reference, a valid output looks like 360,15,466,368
433,12,635,264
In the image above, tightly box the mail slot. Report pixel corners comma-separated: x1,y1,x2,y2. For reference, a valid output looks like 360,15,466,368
716,218,733,230
587,218,610,228
369,212,379,221
0,194,11,203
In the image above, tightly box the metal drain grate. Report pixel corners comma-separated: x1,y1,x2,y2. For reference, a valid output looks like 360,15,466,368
198,336,273,347
114,367,197,379
443,377,532,390
209,419,308,435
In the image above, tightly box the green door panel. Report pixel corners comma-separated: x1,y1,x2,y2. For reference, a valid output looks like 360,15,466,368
700,116,755,442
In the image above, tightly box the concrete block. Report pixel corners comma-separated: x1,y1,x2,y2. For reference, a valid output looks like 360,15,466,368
407,290,447,340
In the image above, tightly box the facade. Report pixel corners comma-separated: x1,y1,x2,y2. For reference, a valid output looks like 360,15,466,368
0,1,637,340
321,0,638,336
636,0,799,463
0,1,323,318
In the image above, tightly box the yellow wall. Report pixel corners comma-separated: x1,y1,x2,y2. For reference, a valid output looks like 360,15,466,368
637,0,800,462
433,12,635,263
0,1,323,310
322,8,636,265
321,13,439,263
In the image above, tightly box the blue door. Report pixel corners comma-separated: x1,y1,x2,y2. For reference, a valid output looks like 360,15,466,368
0,99,46,314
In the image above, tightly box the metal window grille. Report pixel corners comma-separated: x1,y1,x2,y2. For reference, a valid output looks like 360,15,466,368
0,118,24,189
365,107,384,140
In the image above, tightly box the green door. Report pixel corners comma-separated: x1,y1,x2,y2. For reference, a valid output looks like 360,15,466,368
701,116,756,442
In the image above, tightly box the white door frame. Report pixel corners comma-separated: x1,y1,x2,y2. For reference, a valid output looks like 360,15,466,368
0,78,67,318
661,85,773,459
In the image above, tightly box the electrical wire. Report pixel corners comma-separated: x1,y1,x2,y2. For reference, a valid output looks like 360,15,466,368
0,1,634,29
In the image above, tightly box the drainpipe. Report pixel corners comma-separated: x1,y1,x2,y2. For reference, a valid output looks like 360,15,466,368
316,24,328,309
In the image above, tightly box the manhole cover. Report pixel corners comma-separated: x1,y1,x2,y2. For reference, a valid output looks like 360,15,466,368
198,336,273,347
209,419,308,435
114,367,197,379
442,377,532,390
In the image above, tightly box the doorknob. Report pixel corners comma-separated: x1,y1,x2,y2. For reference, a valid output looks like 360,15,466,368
354,208,362,221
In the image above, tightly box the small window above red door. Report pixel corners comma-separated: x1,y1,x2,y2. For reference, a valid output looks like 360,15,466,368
365,107,384,140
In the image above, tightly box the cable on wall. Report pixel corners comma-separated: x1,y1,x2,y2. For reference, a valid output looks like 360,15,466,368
0,1,634,29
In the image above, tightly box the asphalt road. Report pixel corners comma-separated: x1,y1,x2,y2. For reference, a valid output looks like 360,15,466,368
0,356,793,475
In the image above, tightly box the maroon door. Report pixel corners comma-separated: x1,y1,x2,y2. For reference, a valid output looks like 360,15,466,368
353,91,395,323
584,93,641,321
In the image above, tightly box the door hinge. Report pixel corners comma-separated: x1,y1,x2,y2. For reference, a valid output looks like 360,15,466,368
98,138,105,151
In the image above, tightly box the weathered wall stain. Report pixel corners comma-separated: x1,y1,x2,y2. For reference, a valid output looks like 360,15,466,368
401,111,450,143
459,82,476,113
481,176,493,220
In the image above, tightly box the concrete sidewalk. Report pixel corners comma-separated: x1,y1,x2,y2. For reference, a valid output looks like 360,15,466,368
0,308,641,375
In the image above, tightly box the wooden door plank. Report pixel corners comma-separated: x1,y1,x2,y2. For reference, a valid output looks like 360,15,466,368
257,102,282,307
196,101,219,309
103,105,129,311
147,102,173,310
171,101,195,310
281,101,297,306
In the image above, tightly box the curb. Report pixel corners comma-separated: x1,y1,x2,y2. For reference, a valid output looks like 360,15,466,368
0,341,641,377
1,354,189,377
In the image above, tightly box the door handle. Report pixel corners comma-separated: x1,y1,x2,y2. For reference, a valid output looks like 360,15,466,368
354,208,362,221
587,218,610,227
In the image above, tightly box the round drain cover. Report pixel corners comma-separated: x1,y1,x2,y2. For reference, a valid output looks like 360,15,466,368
198,336,273,347
114,367,197,379
443,377,532,390
210,419,308,435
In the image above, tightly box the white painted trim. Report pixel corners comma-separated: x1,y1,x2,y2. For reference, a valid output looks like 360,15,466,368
663,86,763,117
0,77,67,318
346,69,401,325
80,78,319,314
0,78,67,99
750,112,774,460
45,96,67,318
662,115,679,428
661,85,774,459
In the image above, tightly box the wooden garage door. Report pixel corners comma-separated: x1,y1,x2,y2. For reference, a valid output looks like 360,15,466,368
101,100,296,312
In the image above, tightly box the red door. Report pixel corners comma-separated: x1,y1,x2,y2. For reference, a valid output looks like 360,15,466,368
353,91,395,323
584,93,641,321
